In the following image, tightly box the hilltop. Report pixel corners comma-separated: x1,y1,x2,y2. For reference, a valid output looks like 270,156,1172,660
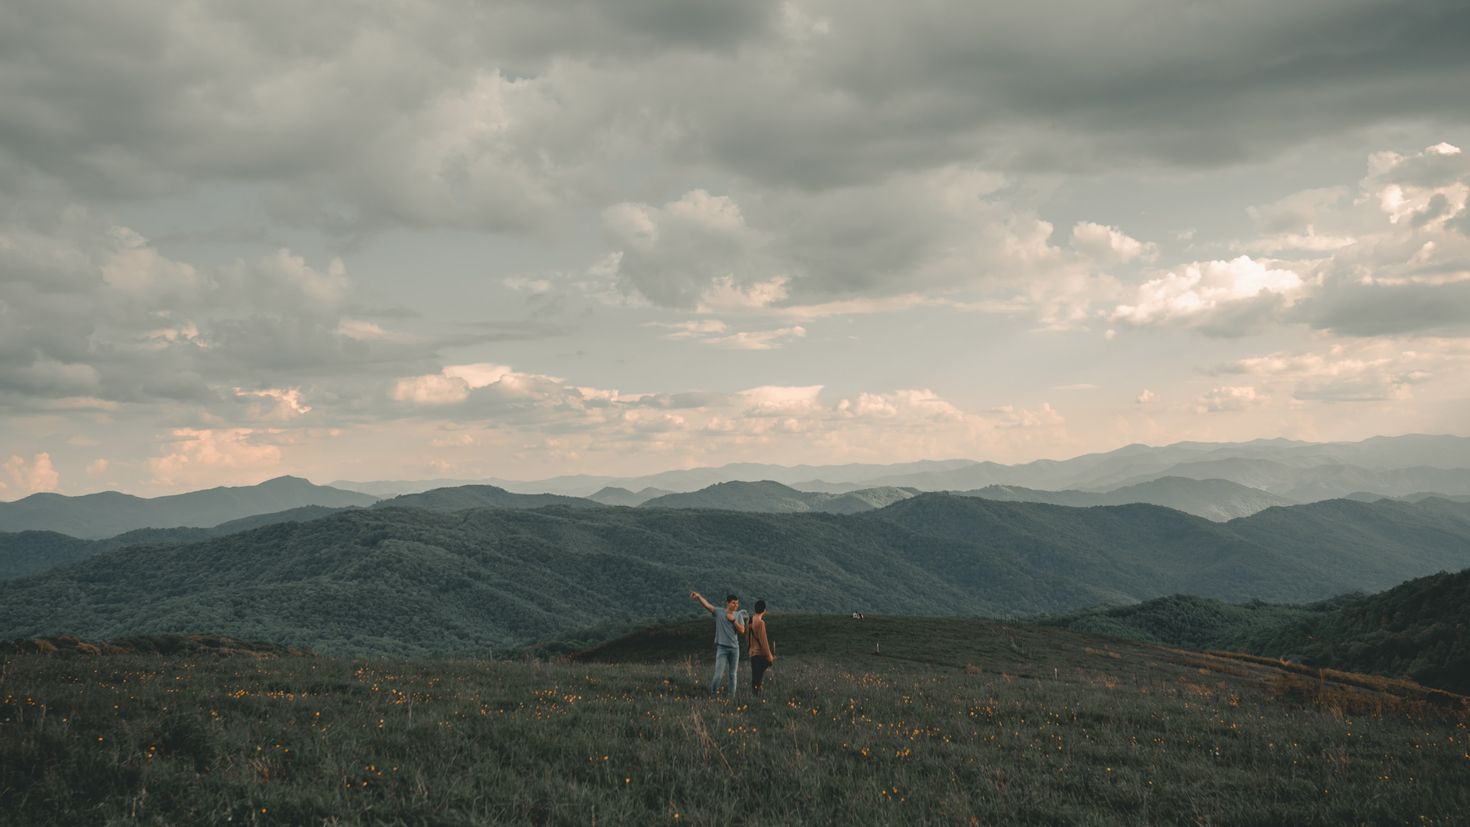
3,615,1465,825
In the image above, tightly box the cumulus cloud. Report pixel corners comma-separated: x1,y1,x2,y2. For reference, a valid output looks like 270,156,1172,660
0,206,467,423
1072,222,1157,263
595,169,1112,323
1212,340,1461,403
3,453,60,495
1195,386,1266,413
4,0,1465,219
652,319,806,349
1110,256,1305,335
234,387,313,420
603,190,775,308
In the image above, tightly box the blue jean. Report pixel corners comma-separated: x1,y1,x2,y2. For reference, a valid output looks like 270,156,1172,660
710,645,739,699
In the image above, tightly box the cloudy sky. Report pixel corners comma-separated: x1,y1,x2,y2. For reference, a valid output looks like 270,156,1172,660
3,0,1470,496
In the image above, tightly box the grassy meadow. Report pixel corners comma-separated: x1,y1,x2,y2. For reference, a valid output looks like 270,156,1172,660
2,617,1467,825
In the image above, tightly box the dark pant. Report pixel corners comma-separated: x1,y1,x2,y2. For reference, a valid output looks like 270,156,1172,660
750,655,772,694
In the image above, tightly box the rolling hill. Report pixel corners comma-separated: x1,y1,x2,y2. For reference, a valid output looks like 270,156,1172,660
0,505,359,580
1043,568,1470,694
0,476,377,539
4,495,1470,655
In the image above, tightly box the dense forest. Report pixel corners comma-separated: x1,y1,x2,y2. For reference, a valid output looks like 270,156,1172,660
3,495,1469,657
1044,568,1470,694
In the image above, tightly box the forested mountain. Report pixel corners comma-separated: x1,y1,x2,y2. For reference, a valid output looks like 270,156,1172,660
370,485,601,511
0,476,377,538
4,495,1470,656
1043,568,1470,694
0,505,356,580
959,477,1295,520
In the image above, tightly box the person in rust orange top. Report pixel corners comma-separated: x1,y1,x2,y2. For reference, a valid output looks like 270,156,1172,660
747,599,776,695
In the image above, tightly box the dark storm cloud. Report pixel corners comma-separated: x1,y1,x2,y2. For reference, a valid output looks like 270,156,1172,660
1299,280,1470,337
4,0,1465,215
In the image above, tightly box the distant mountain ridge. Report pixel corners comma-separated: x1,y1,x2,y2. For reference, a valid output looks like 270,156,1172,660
0,476,378,539
960,477,1297,521
639,481,918,514
328,434,1470,501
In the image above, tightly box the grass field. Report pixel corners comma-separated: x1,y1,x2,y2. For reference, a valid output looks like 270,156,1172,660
3,616,1467,825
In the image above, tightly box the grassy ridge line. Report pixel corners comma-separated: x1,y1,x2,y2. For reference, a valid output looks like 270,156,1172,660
570,614,1468,709
3,623,1466,825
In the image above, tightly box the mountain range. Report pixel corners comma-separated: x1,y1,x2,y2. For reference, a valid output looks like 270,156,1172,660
639,481,917,514
327,434,1470,501
0,476,377,539
958,477,1297,520
4,493,1469,656
0,504,356,581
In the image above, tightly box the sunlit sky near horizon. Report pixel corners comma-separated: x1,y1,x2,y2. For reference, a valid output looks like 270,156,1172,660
3,1,1470,496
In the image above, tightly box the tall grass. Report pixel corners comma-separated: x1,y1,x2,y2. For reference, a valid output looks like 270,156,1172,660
2,637,1466,825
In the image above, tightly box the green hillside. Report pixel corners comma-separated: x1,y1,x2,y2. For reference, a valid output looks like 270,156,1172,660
0,531,100,580
1238,569,1470,694
5,495,1470,657
0,505,356,581
1043,569,1470,694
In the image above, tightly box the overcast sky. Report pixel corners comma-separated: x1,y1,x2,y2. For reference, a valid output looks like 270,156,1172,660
3,0,1470,496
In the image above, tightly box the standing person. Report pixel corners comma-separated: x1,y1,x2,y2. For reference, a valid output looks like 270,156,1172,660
748,599,776,695
690,591,745,700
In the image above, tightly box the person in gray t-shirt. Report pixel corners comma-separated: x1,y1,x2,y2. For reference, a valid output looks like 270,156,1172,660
691,590,746,699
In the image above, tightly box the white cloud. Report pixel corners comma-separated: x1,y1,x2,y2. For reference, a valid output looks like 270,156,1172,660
1213,340,1460,403
603,189,774,308
3,453,60,495
147,428,283,488
654,318,806,350
1071,222,1157,262
1195,386,1266,413
392,373,473,406
86,458,110,476
1111,256,1304,334
738,385,826,416
1136,389,1157,404
234,387,313,420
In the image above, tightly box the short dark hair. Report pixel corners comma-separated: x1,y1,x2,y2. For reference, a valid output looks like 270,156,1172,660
725,594,739,603
755,599,767,613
